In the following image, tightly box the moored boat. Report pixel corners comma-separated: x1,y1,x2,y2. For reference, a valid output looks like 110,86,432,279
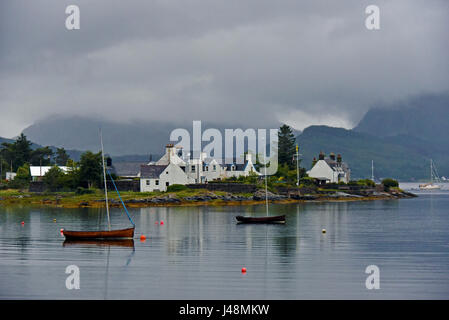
236,215,286,224
62,227,135,240
62,129,136,241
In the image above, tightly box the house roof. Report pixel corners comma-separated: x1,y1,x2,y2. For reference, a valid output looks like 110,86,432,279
111,162,144,177
140,164,167,179
323,159,350,172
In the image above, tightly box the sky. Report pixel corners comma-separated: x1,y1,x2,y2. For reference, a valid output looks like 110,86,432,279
0,0,448,138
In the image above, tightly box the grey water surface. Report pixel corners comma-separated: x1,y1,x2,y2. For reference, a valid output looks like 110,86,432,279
0,188,448,299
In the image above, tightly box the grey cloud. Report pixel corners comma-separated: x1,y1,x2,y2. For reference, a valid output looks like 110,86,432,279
0,0,448,137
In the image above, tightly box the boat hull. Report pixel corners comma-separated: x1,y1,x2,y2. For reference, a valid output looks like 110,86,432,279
236,215,286,224
419,183,441,190
62,227,135,240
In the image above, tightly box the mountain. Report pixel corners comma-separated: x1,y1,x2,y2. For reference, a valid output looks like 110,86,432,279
297,126,433,181
355,93,449,149
22,115,177,156
298,93,449,180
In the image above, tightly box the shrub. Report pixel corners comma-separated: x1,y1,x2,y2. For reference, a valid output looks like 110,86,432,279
75,187,94,195
166,184,188,192
381,178,399,191
357,179,376,187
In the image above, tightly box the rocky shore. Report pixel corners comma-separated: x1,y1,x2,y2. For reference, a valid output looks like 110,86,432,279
0,187,417,208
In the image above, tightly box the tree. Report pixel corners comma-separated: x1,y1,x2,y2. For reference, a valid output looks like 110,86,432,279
0,133,32,170
55,148,70,166
278,125,296,169
382,178,399,191
43,166,65,191
79,151,102,189
9,163,31,188
30,147,54,166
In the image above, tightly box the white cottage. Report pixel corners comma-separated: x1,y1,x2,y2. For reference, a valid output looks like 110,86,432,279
307,152,350,184
140,163,190,192
139,144,262,191
30,166,68,181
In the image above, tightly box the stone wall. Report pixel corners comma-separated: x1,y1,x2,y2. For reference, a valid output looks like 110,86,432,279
186,183,258,193
103,180,140,192
29,181,45,193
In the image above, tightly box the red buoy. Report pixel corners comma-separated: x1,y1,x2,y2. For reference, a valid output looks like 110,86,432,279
160,221,164,225
140,235,146,241
20,221,25,225
241,267,247,273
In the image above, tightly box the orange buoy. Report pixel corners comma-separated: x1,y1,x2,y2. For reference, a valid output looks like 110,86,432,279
241,267,247,273
140,235,146,241
160,221,164,225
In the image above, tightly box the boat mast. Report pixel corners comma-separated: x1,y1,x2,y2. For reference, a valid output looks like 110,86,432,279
264,157,268,217
100,128,111,231
371,160,374,182
430,159,433,184
296,144,299,186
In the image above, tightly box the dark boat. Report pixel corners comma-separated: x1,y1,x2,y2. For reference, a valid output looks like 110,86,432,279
62,227,135,240
236,215,286,224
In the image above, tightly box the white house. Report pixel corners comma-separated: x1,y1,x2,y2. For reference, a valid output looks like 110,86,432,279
307,152,350,184
139,144,261,191
222,153,259,179
30,166,68,181
140,163,190,192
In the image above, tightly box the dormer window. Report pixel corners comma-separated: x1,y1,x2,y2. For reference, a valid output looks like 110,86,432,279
213,165,216,171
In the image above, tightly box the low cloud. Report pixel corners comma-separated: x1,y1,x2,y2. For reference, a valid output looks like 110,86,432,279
0,0,448,137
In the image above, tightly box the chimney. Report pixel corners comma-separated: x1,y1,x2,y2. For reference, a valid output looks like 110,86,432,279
166,143,174,162
319,151,325,160
337,154,342,163
329,152,336,161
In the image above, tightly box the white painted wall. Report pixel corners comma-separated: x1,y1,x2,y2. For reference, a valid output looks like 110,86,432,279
140,163,190,192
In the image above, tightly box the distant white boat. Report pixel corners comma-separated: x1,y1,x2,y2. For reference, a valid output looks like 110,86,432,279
419,159,442,190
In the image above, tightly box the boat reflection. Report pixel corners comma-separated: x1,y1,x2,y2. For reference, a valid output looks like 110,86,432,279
63,239,135,248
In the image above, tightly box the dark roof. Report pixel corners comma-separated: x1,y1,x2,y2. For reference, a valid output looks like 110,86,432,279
140,164,167,179
324,159,349,172
112,162,145,177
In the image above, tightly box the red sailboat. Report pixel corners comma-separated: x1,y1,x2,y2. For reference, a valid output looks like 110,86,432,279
62,129,135,240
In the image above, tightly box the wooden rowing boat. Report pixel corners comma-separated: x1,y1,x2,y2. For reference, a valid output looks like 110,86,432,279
236,215,286,224
62,227,135,240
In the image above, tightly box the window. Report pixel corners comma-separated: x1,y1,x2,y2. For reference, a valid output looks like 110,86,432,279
205,166,208,171
146,180,150,185
213,165,216,171
191,165,196,172
166,182,169,187
166,171,169,174
155,180,159,185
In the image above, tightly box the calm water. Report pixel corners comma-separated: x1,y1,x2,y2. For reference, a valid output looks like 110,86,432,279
1,186,448,299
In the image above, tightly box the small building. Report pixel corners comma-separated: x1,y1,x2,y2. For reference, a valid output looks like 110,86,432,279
30,166,68,181
110,162,144,179
5,172,16,181
307,152,350,184
140,163,190,192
